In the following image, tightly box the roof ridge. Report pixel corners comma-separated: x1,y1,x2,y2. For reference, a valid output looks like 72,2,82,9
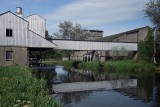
0,11,29,23
24,13,46,20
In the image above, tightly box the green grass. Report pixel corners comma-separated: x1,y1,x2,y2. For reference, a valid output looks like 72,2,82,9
0,66,60,107
78,61,101,71
42,60,155,72
42,60,75,67
103,60,155,72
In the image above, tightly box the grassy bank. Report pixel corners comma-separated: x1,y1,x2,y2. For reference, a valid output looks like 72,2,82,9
103,60,155,72
0,66,60,107
43,60,155,72
42,60,75,67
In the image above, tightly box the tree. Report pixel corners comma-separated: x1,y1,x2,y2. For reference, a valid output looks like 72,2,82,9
144,0,160,64
145,0,160,28
45,30,53,40
110,46,128,60
137,29,154,62
71,23,92,40
54,21,92,40
56,21,73,39
54,21,92,60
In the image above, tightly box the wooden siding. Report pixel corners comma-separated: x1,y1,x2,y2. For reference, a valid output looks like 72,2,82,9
25,14,45,38
0,12,28,46
28,30,57,48
52,40,137,51
0,11,57,48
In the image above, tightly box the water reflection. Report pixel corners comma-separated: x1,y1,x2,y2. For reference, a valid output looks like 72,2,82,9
31,64,160,107
53,91,93,106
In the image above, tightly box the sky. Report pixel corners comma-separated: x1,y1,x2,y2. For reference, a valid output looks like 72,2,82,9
0,0,152,37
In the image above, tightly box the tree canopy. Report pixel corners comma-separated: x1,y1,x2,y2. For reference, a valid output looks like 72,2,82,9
54,21,92,40
145,0,160,28
137,29,154,62
144,0,160,64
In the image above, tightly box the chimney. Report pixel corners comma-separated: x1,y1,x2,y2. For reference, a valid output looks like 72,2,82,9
16,7,23,17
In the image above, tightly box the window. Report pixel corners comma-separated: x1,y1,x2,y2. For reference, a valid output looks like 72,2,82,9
6,51,13,61
6,29,12,37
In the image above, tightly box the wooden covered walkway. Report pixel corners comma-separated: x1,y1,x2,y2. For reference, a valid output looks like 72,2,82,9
52,39,137,51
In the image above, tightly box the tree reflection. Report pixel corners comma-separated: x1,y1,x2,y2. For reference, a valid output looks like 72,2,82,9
55,91,93,106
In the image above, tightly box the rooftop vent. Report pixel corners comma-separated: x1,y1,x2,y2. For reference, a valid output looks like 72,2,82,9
16,7,23,17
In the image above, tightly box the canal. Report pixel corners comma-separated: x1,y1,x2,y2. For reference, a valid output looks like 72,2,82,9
32,64,160,107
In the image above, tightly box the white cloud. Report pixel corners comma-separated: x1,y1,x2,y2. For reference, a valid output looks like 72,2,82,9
45,0,149,35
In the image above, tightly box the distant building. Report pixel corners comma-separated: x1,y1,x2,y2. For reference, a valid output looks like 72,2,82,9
0,7,56,66
97,26,150,61
97,26,150,42
71,26,150,61
85,30,103,40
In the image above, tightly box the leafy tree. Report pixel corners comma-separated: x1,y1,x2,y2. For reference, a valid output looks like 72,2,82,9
145,0,160,28
29,50,62,60
144,0,160,64
137,29,154,62
110,46,128,60
53,21,92,60
54,21,73,39
45,30,53,40
54,21,92,40
71,23,92,40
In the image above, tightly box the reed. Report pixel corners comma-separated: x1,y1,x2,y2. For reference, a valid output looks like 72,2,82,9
0,66,60,107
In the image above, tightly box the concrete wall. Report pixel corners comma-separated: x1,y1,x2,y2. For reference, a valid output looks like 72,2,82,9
112,33,138,42
71,51,88,61
0,47,28,66
138,27,149,42
112,28,149,43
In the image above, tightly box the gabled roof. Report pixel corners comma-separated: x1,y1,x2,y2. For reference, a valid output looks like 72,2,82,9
0,11,29,23
97,26,150,41
25,13,46,20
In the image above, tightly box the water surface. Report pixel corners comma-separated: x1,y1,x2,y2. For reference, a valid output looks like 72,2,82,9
32,64,160,107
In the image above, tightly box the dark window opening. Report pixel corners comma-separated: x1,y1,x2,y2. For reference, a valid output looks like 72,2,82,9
6,29,13,37
6,51,13,61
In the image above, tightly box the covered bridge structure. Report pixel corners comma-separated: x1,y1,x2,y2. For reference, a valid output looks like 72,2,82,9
0,7,150,66
52,39,137,51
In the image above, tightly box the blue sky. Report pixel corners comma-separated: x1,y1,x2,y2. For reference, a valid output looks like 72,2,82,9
0,0,152,37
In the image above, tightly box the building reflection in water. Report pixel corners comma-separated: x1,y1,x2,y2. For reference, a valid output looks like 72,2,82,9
31,64,160,107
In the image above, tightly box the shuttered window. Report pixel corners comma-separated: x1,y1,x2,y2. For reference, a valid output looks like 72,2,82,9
6,29,13,37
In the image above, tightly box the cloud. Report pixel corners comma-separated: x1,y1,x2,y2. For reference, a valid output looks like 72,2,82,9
45,0,149,35
46,0,148,24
